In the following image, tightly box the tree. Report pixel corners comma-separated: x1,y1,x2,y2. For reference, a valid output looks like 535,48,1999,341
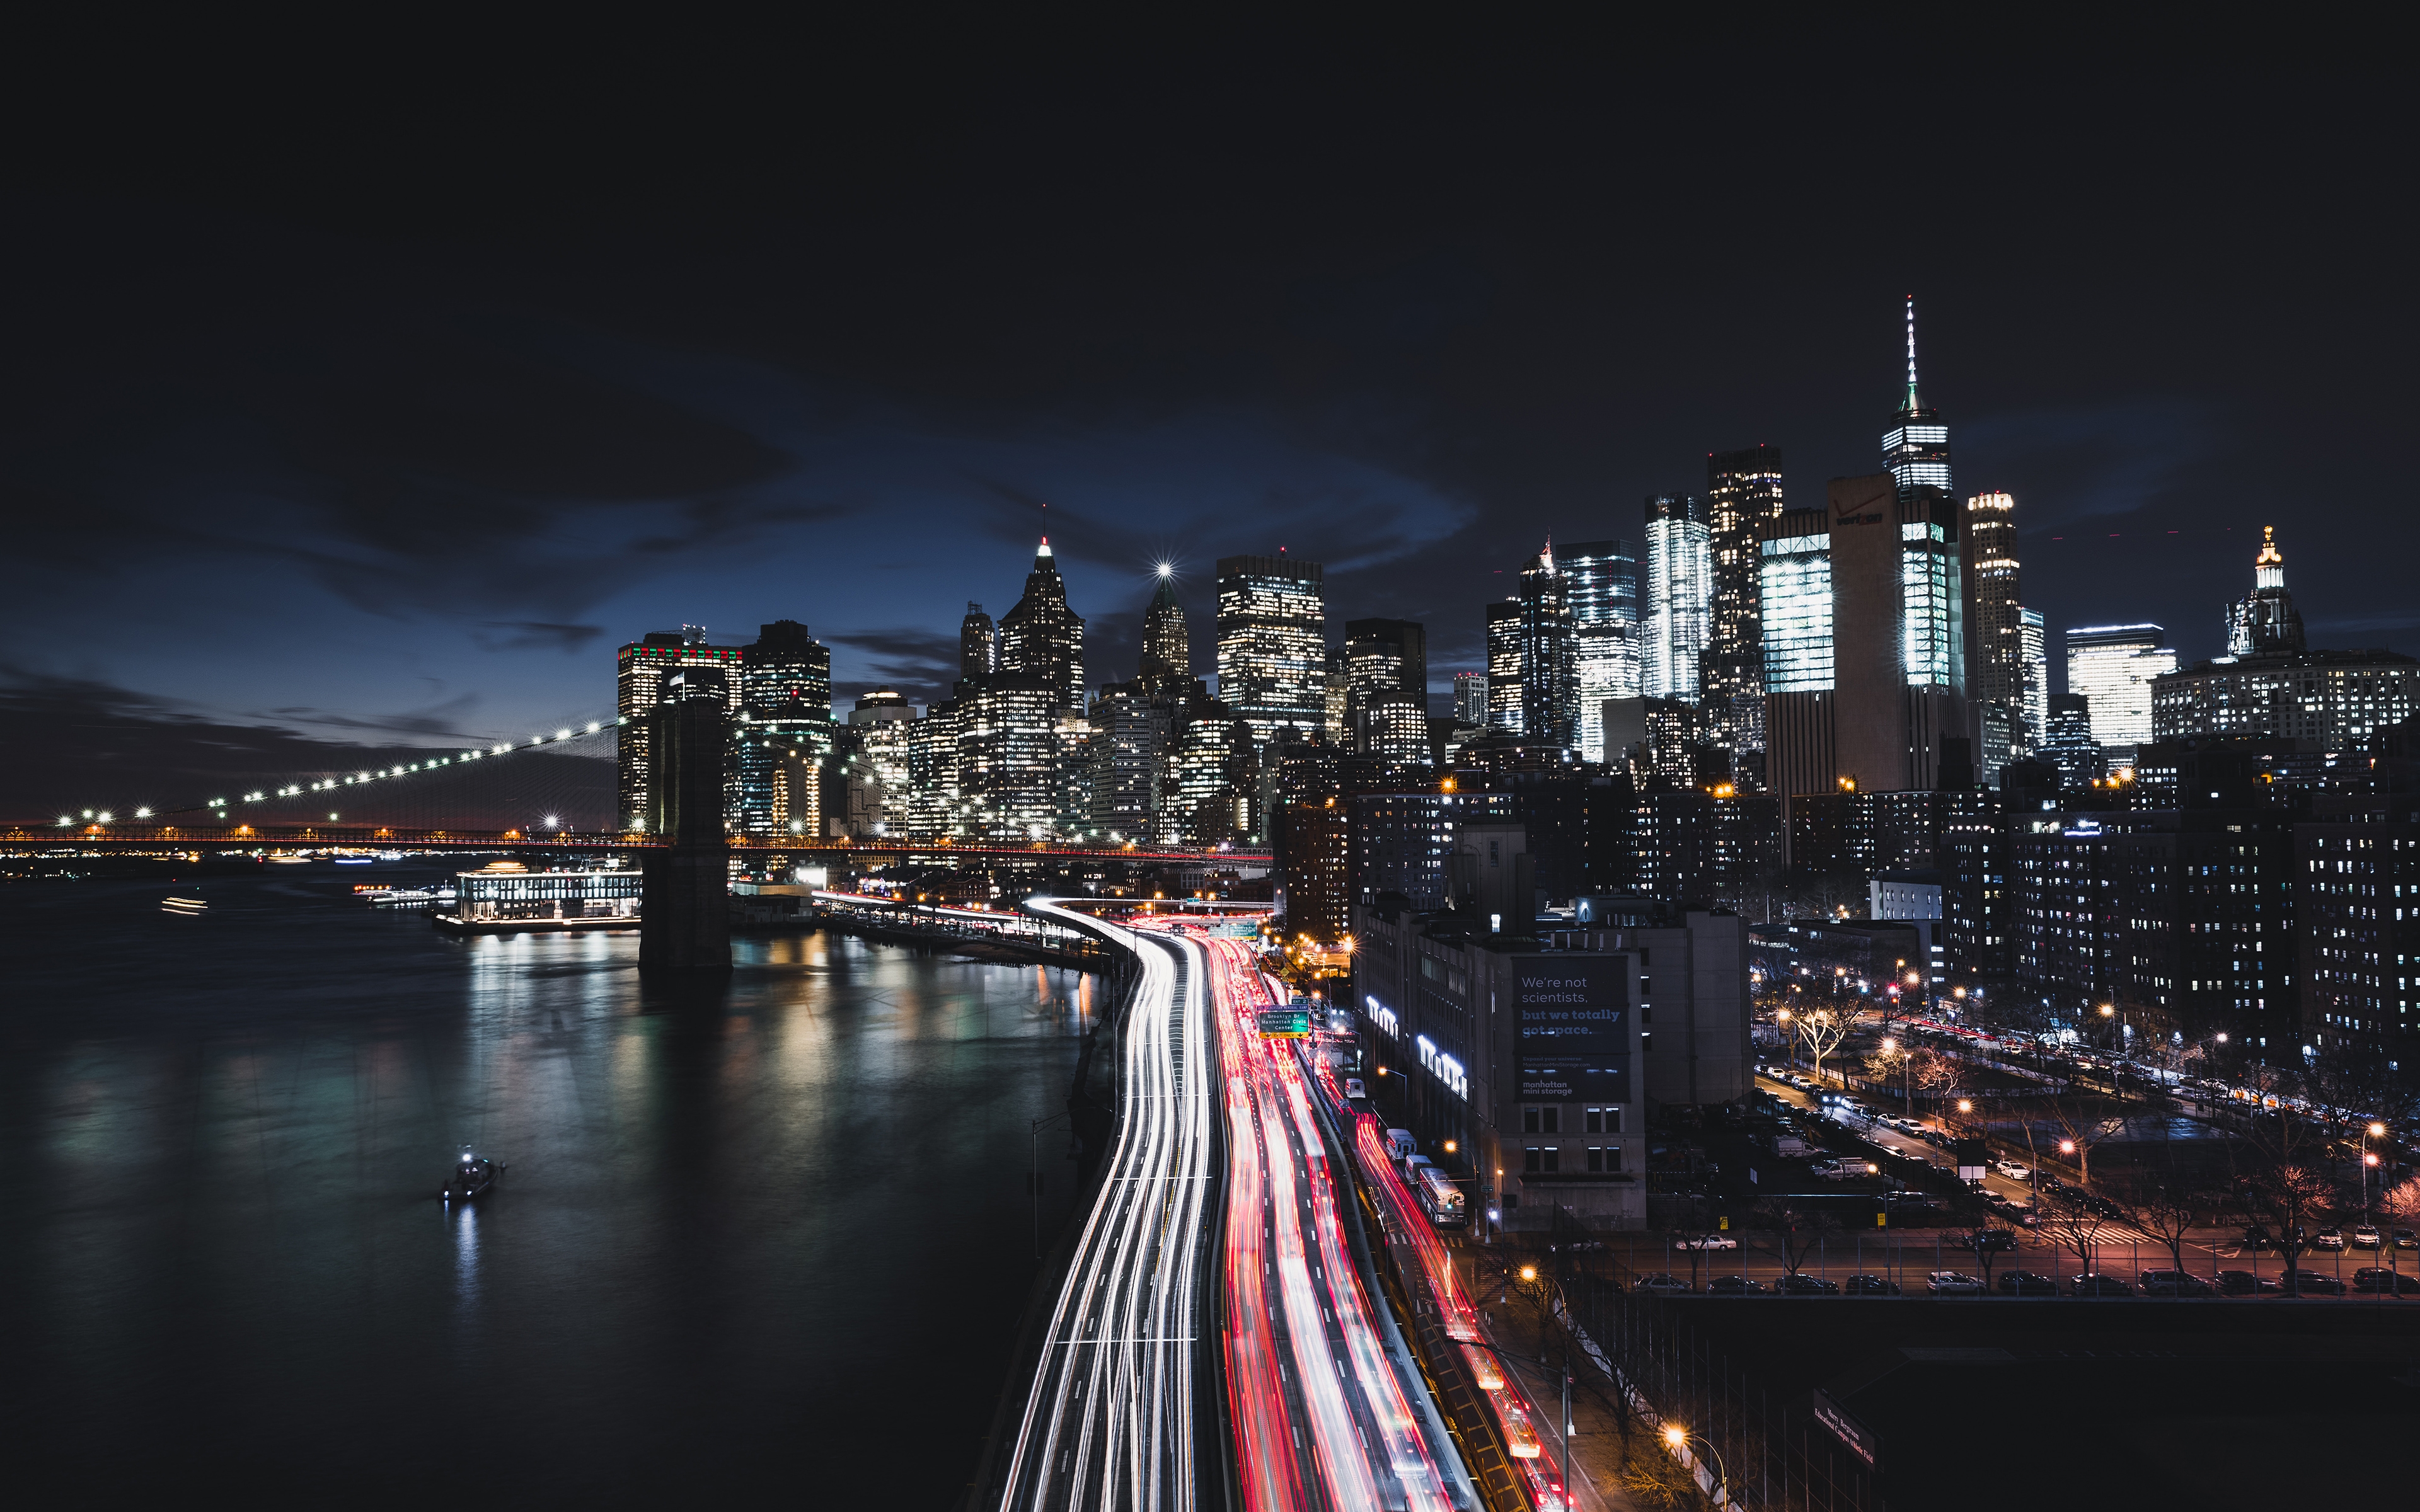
1792,1007,1851,1091
1760,1201,1840,1278
2245,1165,2336,1296
1910,1047,1962,1126
2037,1088,2123,1188
2038,1185,2116,1281
2378,1178,2420,1277
2116,1170,2206,1286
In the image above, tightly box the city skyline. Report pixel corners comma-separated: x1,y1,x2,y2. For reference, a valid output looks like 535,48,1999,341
5,36,2409,808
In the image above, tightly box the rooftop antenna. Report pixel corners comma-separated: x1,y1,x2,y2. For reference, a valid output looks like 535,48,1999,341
1904,295,1921,413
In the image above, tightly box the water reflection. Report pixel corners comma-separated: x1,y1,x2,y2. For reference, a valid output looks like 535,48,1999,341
3,867,1093,1507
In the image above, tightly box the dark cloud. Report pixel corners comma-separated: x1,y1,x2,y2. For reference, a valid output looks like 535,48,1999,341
0,667,610,827
825,629,963,706
473,622,605,654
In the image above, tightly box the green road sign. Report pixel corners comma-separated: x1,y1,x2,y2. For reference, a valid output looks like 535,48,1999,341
1257,1009,1312,1038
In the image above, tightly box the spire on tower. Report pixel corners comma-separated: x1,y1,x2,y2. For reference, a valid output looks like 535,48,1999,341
1903,295,1921,414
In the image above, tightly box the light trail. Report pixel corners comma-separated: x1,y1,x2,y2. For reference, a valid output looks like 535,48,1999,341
1203,933,1465,1512
997,902,1217,1512
1317,1058,1570,1512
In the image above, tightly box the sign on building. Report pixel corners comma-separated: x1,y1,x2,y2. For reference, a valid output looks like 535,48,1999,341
1514,956,1630,1101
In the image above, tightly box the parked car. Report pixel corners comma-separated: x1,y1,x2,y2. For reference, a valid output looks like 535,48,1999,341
2285,1270,2348,1297
2068,1273,2135,1297
1927,1271,1986,1295
2353,1268,2420,1295
1635,1273,1693,1294
2311,1228,2348,1251
2137,1269,2216,1297
1675,1234,1739,1251
2215,1269,2281,1295
1843,1274,1902,1295
1706,1275,1766,1295
2351,1225,2382,1250
1993,1160,2032,1181
1997,1270,2058,1296
2242,1225,2274,1251
2396,1228,2419,1251
1969,1228,2017,1253
1777,1273,1840,1295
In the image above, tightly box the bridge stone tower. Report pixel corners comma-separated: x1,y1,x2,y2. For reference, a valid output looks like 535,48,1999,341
640,685,732,972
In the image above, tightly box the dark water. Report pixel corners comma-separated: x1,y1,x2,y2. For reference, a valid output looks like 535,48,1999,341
1,861,1092,1508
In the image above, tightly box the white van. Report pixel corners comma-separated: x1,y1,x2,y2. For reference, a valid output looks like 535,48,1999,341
1385,1128,1418,1163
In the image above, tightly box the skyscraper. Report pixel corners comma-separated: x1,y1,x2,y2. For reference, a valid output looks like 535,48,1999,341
2019,608,2048,754
995,539,1087,710
1215,553,1327,748
735,620,834,837
1882,298,1952,505
1517,541,1577,748
1964,490,2024,759
1453,671,1487,726
959,602,994,684
615,627,744,831
1702,450,1783,756
1140,568,1190,687
2066,625,2175,761
1760,473,1968,857
2227,526,2307,656
1484,601,1523,732
1643,495,1712,703
1343,618,1427,752
1562,537,1640,763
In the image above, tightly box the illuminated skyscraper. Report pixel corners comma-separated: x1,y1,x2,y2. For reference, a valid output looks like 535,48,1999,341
1484,601,1523,731
1216,553,1327,748
1453,671,1487,727
1963,490,2024,759
735,620,834,838
1562,537,1640,763
1516,541,1578,748
1702,452,1783,760
1344,618,1427,752
1760,474,1968,860
1882,298,1953,505
848,689,916,834
959,602,994,684
2019,608,2048,753
995,539,1087,711
1140,568,1190,687
615,626,743,830
1644,495,1712,703
2066,624,2174,760
2227,526,2307,656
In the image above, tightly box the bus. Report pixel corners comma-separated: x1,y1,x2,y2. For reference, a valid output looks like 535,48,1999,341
1414,1164,1466,1228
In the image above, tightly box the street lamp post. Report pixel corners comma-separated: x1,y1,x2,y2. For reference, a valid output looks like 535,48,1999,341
1662,1424,1729,1508
2365,1121,2387,1220
1495,1264,1577,1509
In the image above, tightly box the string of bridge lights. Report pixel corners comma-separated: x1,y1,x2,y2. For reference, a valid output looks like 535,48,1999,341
53,718,618,827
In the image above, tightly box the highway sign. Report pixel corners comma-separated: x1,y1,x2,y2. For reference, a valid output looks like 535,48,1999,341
1257,1009,1313,1038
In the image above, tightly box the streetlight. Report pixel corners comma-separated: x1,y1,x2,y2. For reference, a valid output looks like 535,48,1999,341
1662,1424,1729,1508
2365,1122,2388,1219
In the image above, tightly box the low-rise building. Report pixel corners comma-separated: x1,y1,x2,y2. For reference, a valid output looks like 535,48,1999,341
1352,891,1749,1234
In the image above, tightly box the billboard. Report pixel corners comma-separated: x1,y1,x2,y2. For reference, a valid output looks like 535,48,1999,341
1515,955,1630,1101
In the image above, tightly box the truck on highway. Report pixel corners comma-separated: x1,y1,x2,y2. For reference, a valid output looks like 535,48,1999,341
1384,1128,1418,1164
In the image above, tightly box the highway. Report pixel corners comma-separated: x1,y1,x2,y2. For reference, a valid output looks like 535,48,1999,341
997,904,1217,1512
1201,933,1472,1512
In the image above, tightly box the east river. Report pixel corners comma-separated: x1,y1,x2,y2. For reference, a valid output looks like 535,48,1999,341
1,861,1094,1508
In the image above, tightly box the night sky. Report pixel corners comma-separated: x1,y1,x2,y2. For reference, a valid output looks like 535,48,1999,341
3,21,2407,815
